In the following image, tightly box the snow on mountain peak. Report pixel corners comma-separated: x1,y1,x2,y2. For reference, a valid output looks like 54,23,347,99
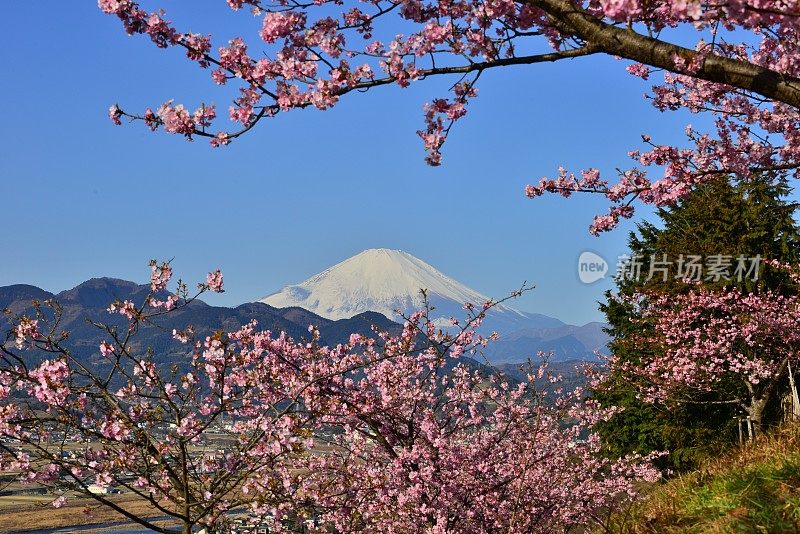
259,248,531,325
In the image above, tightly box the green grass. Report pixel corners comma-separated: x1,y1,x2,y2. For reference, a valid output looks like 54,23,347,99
607,423,800,533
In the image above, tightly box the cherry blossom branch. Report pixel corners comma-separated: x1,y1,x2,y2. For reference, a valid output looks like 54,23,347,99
529,0,800,108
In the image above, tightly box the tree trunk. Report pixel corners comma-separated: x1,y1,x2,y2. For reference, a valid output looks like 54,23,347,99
742,358,790,436
745,397,768,433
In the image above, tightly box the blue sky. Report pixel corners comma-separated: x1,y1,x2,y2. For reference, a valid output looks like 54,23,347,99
0,2,713,325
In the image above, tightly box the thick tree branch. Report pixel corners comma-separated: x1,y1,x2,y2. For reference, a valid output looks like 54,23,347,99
528,0,800,109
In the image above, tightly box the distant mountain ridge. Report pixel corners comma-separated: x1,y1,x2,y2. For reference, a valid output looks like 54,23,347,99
0,278,405,368
0,252,609,364
0,284,54,313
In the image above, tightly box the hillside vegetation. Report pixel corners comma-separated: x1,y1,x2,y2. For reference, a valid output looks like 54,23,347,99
609,423,800,533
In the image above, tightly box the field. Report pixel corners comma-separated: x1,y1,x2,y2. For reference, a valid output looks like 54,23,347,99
0,494,174,534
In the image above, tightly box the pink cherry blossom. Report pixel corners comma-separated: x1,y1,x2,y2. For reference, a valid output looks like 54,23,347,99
0,260,658,533
99,341,115,358
13,317,41,349
95,0,800,232
206,269,224,292
148,259,172,291
108,300,136,320
108,104,122,125
607,269,800,425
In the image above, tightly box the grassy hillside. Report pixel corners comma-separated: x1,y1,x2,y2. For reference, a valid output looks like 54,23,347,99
608,423,800,533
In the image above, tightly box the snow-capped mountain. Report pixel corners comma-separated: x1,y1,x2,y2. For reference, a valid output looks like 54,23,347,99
259,248,565,334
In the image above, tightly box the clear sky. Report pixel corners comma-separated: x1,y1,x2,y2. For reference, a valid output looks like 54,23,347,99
0,2,713,325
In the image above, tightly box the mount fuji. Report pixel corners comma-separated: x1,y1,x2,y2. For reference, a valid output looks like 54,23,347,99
259,249,608,362
260,248,562,334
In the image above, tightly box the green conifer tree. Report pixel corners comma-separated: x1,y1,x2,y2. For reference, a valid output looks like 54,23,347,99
594,176,800,470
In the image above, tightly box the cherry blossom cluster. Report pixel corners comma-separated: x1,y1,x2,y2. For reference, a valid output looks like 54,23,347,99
148,259,172,291
608,274,800,423
1,267,313,531
13,317,41,350
0,260,659,532
205,269,224,292
296,341,661,532
97,0,800,232
528,1,800,232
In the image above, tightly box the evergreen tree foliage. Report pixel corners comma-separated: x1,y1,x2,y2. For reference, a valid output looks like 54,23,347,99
595,177,800,471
